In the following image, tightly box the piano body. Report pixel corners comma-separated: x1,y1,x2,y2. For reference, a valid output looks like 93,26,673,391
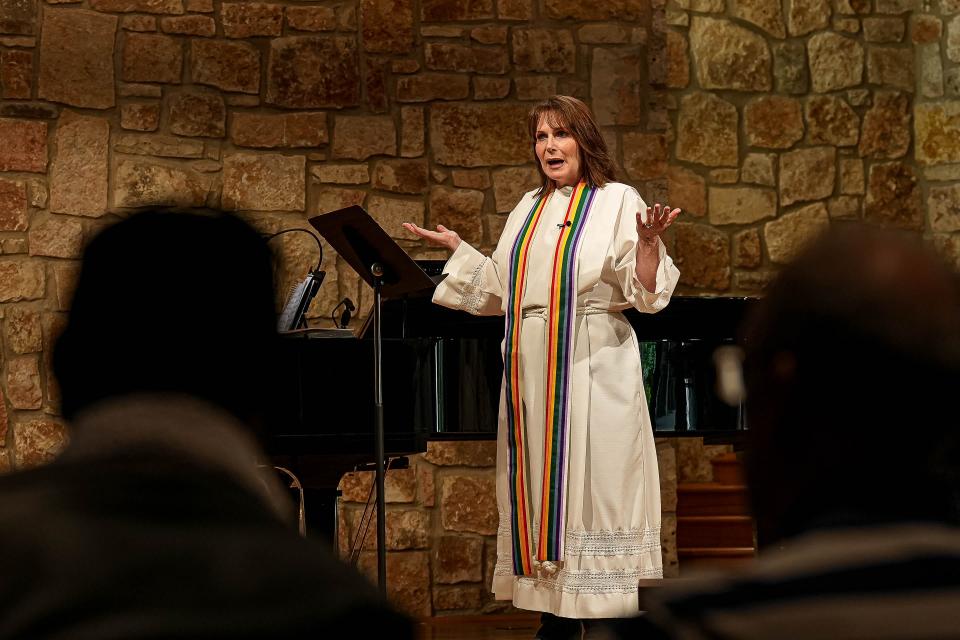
266,263,755,538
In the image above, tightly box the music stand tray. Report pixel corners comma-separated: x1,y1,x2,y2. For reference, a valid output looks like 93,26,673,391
308,206,436,595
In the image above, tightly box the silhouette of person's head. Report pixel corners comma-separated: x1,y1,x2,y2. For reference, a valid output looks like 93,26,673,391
742,226,960,544
53,208,278,427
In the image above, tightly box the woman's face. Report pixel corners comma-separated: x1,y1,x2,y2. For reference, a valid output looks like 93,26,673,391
535,114,581,189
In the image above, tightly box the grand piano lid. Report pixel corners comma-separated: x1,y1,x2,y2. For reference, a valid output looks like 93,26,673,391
308,205,437,299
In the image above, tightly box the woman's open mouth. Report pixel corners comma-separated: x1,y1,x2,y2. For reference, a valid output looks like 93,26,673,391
546,158,565,169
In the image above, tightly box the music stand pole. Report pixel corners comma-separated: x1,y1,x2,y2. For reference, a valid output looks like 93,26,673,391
372,262,387,596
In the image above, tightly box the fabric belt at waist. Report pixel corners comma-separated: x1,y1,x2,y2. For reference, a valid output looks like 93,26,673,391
521,306,613,319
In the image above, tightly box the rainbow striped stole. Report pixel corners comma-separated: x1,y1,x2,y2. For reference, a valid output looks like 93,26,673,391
503,182,598,574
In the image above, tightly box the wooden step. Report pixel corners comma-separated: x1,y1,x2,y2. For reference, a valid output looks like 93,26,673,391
677,515,755,548
677,483,750,517
679,547,756,574
711,452,745,485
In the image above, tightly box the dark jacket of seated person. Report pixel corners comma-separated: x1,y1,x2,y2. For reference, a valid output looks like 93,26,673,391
622,227,960,640
0,209,414,639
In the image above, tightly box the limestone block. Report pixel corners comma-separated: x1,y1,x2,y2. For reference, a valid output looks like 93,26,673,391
544,0,648,19
431,103,531,167
657,442,678,512
27,179,46,208
840,158,865,194
690,17,771,91
337,467,417,503
53,263,79,311
168,90,225,137
400,107,424,158
498,0,532,19
925,164,960,181
38,9,117,109
421,0,494,20
50,111,109,217
361,0,413,54
744,96,803,149
120,103,160,132
733,228,762,269
864,161,922,229
578,23,628,43
666,31,690,89
592,48,642,126
356,550,431,616
733,0,785,36
859,91,910,159
0,178,27,231
430,186,484,245
779,147,836,206
191,39,259,94
676,92,738,167
367,195,425,237
808,32,864,92
396,73,470,102
14,418,67,469
232,112,328,148
223,153,305,211
0,260,44,301
919,43,944,98
0,0,36,35
773,42,808,94
221,2,282,38
4,307,41,353
674,222,730,290
710,169,739,184
1,50,32,99
623,133,667,181
709,187,777,225
28,216,83,258
914,101,960,165
7,355,41,410
473,77,511,100
742,153,777,187
113,159,216,208
314,187,366,214
286,6,336,31
864,16,904,41
122,15,156,30
911,14,942,44
948,16,960,62
313,164,369,185
416,462,435,506
932,233,960,272
267,37,360,108
765,203,829,264
492,166,539,213
89,0,183,12
440,474,497,535
666,166,706,217
788,0,831,36
114,133,204,158
425,43,508,74
828,195,861,218
434,586,483,612
736,270,777,291
876,0,918,12
159,15,214,35
867,46,914,92
372,159,429,195
392,59,420,74
333,115,396,160
928,184,960,232
661,512,679,578
0,118,46,173
806,95,859,147
434,535,484,584
451,170,491,190
119,83,163,98
471,25,508,44
515,76,558,100
425,441,497,467
511,28,575,73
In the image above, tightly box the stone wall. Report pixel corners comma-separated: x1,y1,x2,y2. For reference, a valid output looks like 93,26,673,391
2,0,958,620
336,439,678,617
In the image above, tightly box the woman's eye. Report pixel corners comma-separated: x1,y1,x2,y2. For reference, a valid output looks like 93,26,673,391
536,134,547,142
556,130,568,137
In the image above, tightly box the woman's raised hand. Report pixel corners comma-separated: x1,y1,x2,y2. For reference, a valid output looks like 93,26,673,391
636,203,681,243
402,222,462,252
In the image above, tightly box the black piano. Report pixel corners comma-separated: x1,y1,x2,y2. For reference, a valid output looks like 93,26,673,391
266,263,755,537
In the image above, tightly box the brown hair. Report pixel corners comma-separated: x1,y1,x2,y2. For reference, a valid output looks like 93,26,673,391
528,95,617,195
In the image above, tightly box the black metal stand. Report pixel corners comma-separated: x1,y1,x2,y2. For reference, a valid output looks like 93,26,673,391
371,262,387,596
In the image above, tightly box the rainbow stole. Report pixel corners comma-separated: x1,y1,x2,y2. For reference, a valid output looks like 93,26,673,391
503,181,598,575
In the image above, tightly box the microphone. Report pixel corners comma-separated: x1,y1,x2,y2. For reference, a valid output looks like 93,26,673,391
556,221,572,229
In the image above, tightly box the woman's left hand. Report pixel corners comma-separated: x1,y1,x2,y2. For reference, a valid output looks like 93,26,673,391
637,203,681,243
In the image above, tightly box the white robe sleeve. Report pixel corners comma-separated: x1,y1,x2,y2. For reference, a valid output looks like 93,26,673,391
610,187,680,314
431,240,506,316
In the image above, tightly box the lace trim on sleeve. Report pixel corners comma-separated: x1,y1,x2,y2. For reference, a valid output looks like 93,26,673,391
457,255,489,314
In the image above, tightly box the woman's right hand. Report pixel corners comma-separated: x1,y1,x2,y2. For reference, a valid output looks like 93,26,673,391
402,222,462,253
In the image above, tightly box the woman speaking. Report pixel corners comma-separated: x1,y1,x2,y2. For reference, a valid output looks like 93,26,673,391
404,96,680,638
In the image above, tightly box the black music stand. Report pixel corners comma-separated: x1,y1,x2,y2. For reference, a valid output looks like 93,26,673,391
308,206,435,595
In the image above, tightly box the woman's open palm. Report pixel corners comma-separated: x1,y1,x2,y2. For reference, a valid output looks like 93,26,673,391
402,222,462,252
